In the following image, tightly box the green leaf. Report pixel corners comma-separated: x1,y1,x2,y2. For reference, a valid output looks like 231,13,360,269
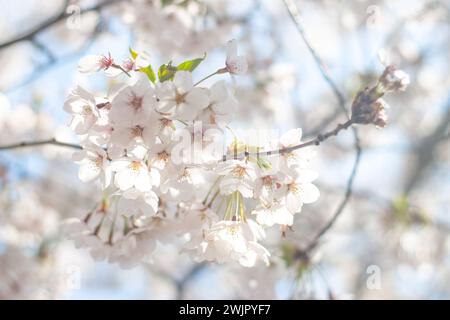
257,158,272,170
158,63,177,82
161,0,174,6
129,47,138,60
140,65,156,83
176,54,206,72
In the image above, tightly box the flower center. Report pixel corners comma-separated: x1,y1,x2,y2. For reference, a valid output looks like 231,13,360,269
93,156,103,167
288,182,298,194
209,113,217,124
131,126,143,137
123,59,135,72
100,54,114,69
157,151,170,163
130,94,143,111
160,118,173,127
262,176,273,186
227,226,239,236
129,161,142,171
174,91,186,105
179,168,191,182
232,165,247,178
82,105,92,115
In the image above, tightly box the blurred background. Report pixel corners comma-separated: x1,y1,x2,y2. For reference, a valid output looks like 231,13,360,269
0,0,449,299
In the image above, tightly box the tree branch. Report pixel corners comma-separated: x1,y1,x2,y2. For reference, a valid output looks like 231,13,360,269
0,0,124,50
223,119,355,161
8,19,103,92
283,0,362,253
0,138,82,151
283,0,346,113
1,121,355,155
303,143,361,253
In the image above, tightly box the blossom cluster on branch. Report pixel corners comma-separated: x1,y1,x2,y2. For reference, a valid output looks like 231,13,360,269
62,40,322,268
63,39,409,269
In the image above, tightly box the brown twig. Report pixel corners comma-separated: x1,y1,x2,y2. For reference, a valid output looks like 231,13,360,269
283,0,362,253
283,0,346,111
0,138,82,151
0,0,124,50
222,119,354,161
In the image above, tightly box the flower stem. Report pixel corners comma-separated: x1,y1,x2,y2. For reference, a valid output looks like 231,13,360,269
112,64,131,77
194,69,224,86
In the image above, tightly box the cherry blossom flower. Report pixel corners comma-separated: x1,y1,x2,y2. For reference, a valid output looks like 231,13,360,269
109,77,157,127
109,123,157,149
202,219,270,267
252,202,294,227
110,157,160,192
225,39,248,75
78,53,121,76
216,160,258,198
273,128,315,175
197,80,238,127
63,86,99,134
117,189,159,217
72,144,111,188
156,71,209,120
284,168,320,214
380,65,410,92
160,164,204,201
121,51,150,72
254,171,286,205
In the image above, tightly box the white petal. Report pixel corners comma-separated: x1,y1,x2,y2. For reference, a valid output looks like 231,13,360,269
109,159,131,171
174,71,193,93
78,55,102,73
226,39,238,60
134,170,151,192
115,168,136,190
79,161,101,182
148,168,161,186
101,167,112,189
74,115,96,134
143,190,159,207
185,88,210,111
299,183,320,204
227,56,248,74
210,81,229,103
286,192,302,214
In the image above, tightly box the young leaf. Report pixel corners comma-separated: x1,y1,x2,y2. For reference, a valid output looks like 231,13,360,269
158,63,177,82
140,65,156,83
177,54,206,72
129,47,138,60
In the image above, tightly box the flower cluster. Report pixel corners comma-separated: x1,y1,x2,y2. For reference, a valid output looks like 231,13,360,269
351,65,410,128
64,40,319,268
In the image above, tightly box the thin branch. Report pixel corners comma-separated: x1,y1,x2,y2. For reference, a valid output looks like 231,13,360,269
0,0,124,50
8,19,103,92
283,0,362,253
404,99,450,194
175,263,206,300
147,263,207,300
304,143,361,253
283,0,346,113
194,69,224,86
30,38,56,63
223,119,354,161
1,121,354,155
0,138,82,151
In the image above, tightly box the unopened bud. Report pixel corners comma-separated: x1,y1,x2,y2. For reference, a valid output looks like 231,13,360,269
370,99,389,128
351,88,389,128
379,65,410,92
